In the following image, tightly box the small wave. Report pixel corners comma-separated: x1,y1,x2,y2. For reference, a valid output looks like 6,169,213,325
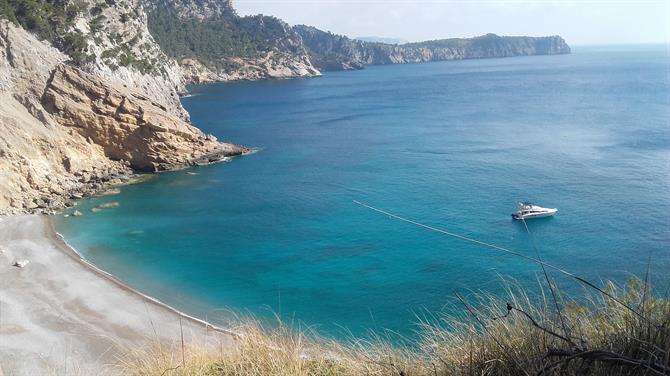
317,114,365,125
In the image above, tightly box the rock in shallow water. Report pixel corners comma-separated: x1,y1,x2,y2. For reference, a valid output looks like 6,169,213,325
98,202,120,209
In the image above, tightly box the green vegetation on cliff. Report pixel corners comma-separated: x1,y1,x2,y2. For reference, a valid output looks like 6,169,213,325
0,0,93,64
294,25,571,71
405,33,571,55
147,6,297,69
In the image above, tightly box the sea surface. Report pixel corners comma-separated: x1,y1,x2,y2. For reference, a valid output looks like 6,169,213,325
56,45,670,337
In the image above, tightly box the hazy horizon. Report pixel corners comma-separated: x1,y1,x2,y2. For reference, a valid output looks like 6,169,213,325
235,0,670,46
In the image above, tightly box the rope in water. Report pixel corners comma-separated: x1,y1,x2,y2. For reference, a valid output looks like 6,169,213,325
352,200,648,322
519,215,571,340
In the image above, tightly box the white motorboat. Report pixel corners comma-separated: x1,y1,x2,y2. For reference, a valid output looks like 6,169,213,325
512,202,557,220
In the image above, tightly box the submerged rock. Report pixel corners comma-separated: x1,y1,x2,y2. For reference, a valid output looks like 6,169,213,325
97,188,121,197
98,202,120,209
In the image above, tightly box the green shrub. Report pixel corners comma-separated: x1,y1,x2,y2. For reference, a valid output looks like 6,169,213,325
0,0,19,24
0,0,90,65
89,14,106,33
147,6,293,71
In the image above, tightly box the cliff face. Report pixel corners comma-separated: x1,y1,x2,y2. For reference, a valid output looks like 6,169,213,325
43,65,245,172
154,0,237,20
0,21,245,214
68,0,190,118
0,21,130,214
145,0,320,83
294,26,571,70
292,26,370,70
83,0,189,118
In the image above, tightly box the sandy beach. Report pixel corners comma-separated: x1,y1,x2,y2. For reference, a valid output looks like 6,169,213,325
0,215,233,375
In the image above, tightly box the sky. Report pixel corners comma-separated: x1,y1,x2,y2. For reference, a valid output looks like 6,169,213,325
234,0,670,45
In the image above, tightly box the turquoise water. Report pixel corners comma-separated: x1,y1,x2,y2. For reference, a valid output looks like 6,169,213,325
56,45,670,337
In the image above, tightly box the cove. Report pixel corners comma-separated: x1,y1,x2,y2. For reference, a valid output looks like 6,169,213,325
56,45,670,337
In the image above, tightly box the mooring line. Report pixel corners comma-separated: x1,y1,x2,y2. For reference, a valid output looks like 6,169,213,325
520,216,571,341
352,200,648,323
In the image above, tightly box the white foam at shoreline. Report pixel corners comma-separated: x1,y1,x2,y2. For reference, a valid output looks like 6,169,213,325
51,222,242,339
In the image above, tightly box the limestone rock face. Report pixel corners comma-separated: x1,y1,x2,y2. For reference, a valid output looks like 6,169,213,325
42,65,247,172
0,21,129,214
74,0,190,120
147,0,236,20
0,91,131,215
180,52,321,84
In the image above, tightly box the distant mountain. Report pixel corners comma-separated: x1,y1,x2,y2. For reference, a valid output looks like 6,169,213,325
355,36,408,45
295,26,571,71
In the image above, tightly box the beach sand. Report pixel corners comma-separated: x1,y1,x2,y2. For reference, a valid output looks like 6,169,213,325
0,215,233,375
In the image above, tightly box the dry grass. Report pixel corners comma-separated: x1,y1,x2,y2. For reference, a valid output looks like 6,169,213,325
123,278,670,376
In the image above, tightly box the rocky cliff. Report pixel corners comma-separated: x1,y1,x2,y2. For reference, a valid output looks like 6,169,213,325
145,0,320,83
0,20,246,215
43,64,244,172
294,26,571,70
77,0,190,119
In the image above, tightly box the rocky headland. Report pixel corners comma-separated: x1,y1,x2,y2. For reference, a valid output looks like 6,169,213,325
294,26,571,70
0,18,246,215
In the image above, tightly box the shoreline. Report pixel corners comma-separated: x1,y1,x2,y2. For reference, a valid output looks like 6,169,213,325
44,216,239,339
0,215,235,375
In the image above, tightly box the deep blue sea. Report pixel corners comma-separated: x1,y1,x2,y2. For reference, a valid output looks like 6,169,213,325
56,45,670,337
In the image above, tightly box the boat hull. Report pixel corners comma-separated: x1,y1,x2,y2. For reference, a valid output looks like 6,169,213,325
512,208,557,220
